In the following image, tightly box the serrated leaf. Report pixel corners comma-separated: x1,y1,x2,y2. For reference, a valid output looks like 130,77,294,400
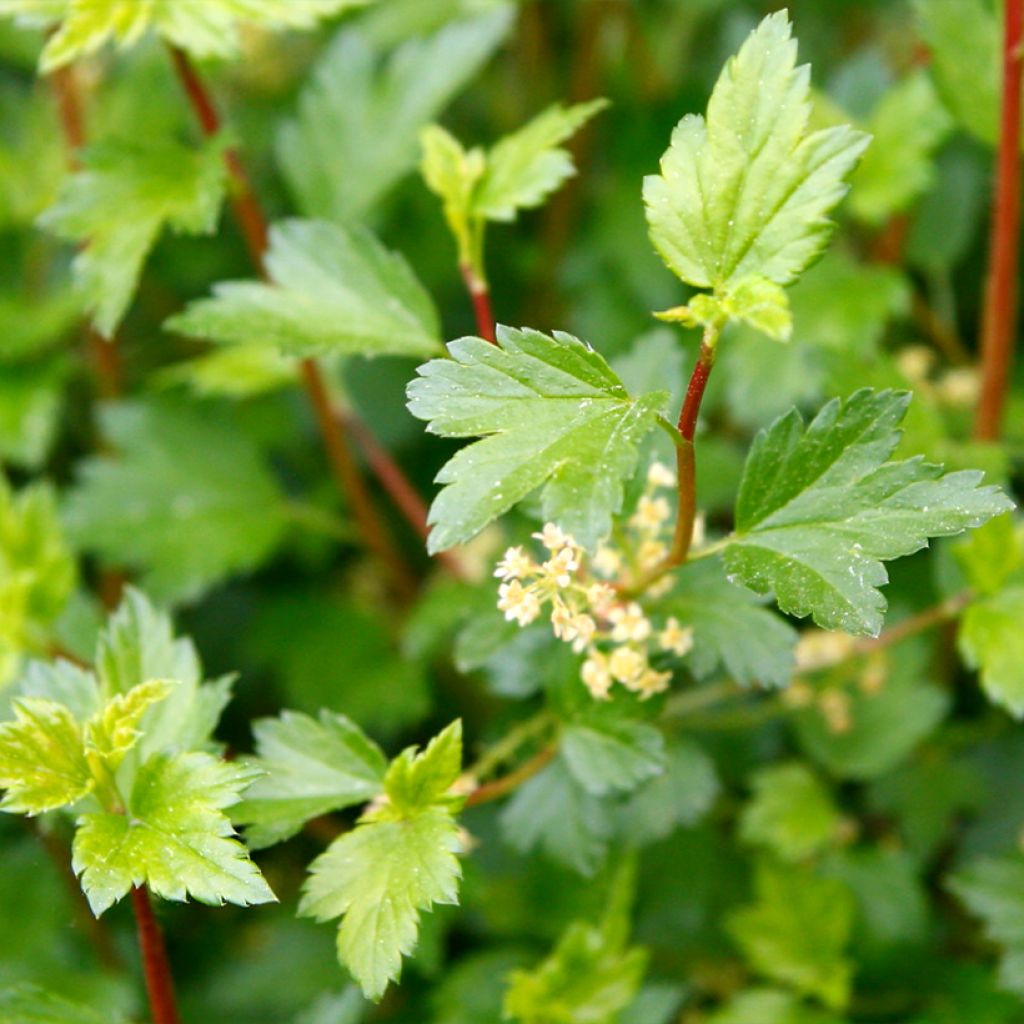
739,763,840,862
420,124,486,266
0,984,123,1024
663,558,797,688
474,99,608,221
1,0,371,71
408,326,668,551
39,138,227,337
644,11,869,294
500,756,613,876
562,712,664,797
65,402,289,603
0,697,91,814
73,751,275,916
955,514,1024,596
94,587,232,756
724,389,1011,635
950,857,1024,997
278,13,511,223
728,861,854,1009
300,721,464,1000
847,69,952,226
167,218,441,361
959,588,1024,718
235,710,387,849
83,679,174,771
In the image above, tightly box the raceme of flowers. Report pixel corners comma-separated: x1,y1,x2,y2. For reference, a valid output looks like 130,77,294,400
494,463,695,700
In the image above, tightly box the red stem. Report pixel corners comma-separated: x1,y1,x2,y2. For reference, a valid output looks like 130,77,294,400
167,45,423,596
460,264,496,343
976,0,1023,440
130,887,181,1024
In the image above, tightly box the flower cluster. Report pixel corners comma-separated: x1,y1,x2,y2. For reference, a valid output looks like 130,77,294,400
494,463,694,700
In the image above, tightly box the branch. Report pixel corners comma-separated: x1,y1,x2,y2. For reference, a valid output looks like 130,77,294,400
975,0,1024,440
460,262,496,344
167,45,421,599
465,745,557,808
131,887,181,1024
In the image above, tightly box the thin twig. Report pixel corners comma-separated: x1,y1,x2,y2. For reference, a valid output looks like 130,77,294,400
460,263,497,343
466,745,557,807
975,0,1023,440
131,887,181,1024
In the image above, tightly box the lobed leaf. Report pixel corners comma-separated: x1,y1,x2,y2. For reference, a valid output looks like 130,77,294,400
959,588,1024,718
408,326,668,552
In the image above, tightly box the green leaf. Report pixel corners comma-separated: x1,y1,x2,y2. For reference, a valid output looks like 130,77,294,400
644,11,869,294
561,710,665,797
94,587,232,756
0,984,124,1024
65,402,289,603
950,857,1024,997
503,902,648,1023
500,756,613,876
614,738,720,844
235,710,387,849
82,679,174,771
0,475,75,683
407,326,668,551
1,0,371,71
708,989,843,1024
663,558,797,688
300,722,464,1000
847,69,952,226
420,123,486,267
168,219,440,361
473,99,608,221
278,13,511,223
0,357,69,471
915,0,1001,147
724,389,1011,635
959,588,1024,717
728,861,854,1009
40,138,227,337
73,751,275,916
0,697,91,814
739,763,840,862
955,514,1024,596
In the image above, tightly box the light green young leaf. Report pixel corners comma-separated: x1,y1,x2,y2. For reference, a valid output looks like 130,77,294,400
474,99,608,221
662,558,797,688
644,11,869,297
959,588,1024,718
156,344,297,400
708,989,843,1024
724,389,1011,635
562,711,665,797
739,763,840,862
300,721,464,1000
420,124,486,267
278,13,511,223
83,678,174,771
503,863,648,1024
500,755,613,876
73,751,275,916
1,0,371,72
65,402,289,603
167,219,441,361
847,69,952,226
407,326,669,552
950,857,1024,997
728,861,854,1009
0,475,75,684
40,138,227,338
0,697,91,814
234,709,387,849
915,0,1001,147
955,513,1024,596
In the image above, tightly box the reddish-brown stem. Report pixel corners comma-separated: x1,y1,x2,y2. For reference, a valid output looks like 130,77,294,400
130,887,181,1024
460,264,497,344
975,0,1024,440
465,745,556,807
168,45,424,596
49,63,124,400
300,359,417,600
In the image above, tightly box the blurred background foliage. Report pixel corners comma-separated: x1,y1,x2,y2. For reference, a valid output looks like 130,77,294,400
1,0,1023,1022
